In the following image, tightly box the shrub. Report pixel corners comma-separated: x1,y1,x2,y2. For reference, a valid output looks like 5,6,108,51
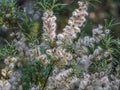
0,0,120,90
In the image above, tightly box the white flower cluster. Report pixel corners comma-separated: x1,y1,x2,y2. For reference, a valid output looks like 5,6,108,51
13,32,44,62
13,32,28,56
42,10,57,42
8,71,21,90
0,80,11,90
57,1,88,45
86,73,119,90
47,68,73,89
92,25,110,42
47,71,120,90
0,57,21,90
1,57,18,78
78,72,120,90
75,25,111,72
46,46,73,66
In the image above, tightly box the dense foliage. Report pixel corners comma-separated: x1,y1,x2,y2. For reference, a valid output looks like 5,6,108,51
0,0,120,90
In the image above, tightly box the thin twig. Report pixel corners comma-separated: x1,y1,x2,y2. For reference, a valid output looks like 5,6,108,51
42,62,54,90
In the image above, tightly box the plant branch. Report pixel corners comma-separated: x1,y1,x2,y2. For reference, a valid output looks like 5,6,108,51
42,62,54,90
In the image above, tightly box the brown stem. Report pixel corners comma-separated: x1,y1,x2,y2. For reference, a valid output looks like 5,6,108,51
42,62,54,90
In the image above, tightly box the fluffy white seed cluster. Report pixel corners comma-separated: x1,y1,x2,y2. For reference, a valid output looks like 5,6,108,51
8,71,21,90
42,10,57,42
0,57,21,90
57,1,88,45
13,32,29,56
14,32,44,62
47,72,120,90
47,70,120,90
46,46,73,66
0,80,11,90
92,25,110,42
83,72,120,90
1,57,18,78
47,68,73,89
75,25,111,72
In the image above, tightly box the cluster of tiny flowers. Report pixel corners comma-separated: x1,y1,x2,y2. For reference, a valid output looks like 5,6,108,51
75,25,111,72
46,46,73,66
13,32,44,62
78,72,120,90
1,57,17,78
0,57,21,90
42,10,57,42
47,71,120,90
57,1,88,45
47,68,73,89
13,32,28,56
0,80,11,90
92,25,110,42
